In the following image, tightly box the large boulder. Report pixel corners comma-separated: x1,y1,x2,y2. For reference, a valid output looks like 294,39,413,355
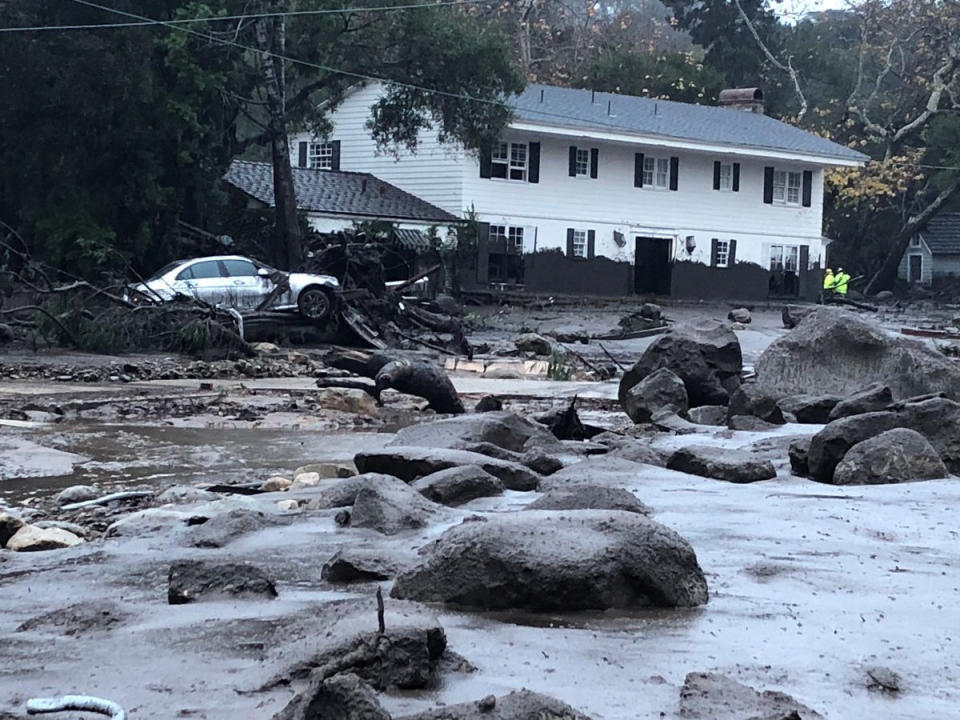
789,436,811,476
411,465,504,507
828,382,893,420
726,384,785,425
687,405,728,426
55,485,100,506
391,511,708,610
271,673,390,720
355,447,541,491
167,561,277,604
622,367,688,423
0,512,25,547
389,411,563,454
349,483,448,534
728,307,751,324
776,394,842,424
756,308,960,400
375,359,465,414
185,509,283,548
619,322,742,408
321,549,399,582
678,671,823,720
514,333,553,355
395,689,595,720
781,304,816,329
304,473,410,510
526,485,650,515
667,446,777,483
831,428,948,485
5,525,83,552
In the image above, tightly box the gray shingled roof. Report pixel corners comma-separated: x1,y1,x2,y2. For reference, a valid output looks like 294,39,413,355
511,85,868,162
920,213,960,254
224,161,459,224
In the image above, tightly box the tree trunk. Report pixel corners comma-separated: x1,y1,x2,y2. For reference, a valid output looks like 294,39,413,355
253,0,302,271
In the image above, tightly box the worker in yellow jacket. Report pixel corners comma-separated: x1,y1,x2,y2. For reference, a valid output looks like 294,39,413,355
823,268,835,292
834,268,850,295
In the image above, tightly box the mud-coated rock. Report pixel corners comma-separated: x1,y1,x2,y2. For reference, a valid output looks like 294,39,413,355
5,525,83,552
667,446,777,483
622,367,689,423
619,322,742,407
828,382,893,420
157,485,221,504
776,394,842,424
727,415,781,432
185,509,283,548
375,359,465,414
757,308,960,400
349,483,448,534
392,510,708,610
54,485,100,505
688,405,728,426
605,439,667,467
167,560,277,604
678,671,823,720
411,465,504,506
728,308,752,323
355,446,541,491
541,456,651,490
271,672,390,720
395,689,595,720
807,412,902,482
781,304,816,329
513,332,553,355
0,512,25,547
473,395,502,413
789,436,811,476
526,485,650,515
390,411,563,454
260,476,292,492
727,384,785,424
303,473,409,510
321,549,398,582
831,428,948,485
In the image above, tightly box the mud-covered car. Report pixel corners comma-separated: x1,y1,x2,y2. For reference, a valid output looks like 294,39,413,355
128,255,340,322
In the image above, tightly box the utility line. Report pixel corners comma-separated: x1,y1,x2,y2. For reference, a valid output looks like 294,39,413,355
0,0,489,33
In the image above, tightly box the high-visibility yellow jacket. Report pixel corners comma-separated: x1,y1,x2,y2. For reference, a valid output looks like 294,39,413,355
834,272,850,295
823,272,835,290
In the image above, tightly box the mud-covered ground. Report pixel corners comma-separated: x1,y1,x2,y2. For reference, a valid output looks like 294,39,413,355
1,302,958,719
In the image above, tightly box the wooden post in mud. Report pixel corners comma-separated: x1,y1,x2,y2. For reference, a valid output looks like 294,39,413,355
376,587,385,634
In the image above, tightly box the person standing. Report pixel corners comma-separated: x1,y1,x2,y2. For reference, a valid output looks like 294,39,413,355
834,268,850,295
823,268,835,293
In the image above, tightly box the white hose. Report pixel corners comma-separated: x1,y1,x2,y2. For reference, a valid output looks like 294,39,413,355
26,696,125,720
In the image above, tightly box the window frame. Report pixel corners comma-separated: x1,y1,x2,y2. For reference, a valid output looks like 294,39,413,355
718,163,733,191
308,141,334,170
642,156,670,190
574,148,590,176
491,142,528,182
508,226,524,252
571,229,587,258
715,239,730,268
772,169,802,206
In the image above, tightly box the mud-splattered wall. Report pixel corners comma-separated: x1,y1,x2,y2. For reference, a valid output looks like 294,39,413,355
671,259,819,301
524,252,633,296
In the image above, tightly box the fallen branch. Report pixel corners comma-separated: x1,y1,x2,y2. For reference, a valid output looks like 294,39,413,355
597,342,626,371
0,305,78,347
60,490,155,511
27,696,125,720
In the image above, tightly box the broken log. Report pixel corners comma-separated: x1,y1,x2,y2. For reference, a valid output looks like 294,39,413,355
375,359,465,414
390,264,441,294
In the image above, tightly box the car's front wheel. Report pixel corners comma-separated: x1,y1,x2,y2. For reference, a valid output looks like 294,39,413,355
296,286,336,322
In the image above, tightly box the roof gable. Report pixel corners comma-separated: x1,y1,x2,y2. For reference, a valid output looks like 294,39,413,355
224,161,459,225
920,213,960,254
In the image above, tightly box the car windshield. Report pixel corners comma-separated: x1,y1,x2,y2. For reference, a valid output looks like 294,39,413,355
146,261,187,281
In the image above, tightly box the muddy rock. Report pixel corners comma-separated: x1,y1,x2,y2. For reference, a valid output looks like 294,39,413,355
271,672,390,720
728,307,752,323
535,399,599,441
541,456,650,490
392,510,708,610
668,446,777,483
776,394,842,424
55,485,100,506
303,473,410,510
185,509,284,548
831,428,948,485
315,388,379,415
473,395,503,413
619,321,742,407
727,384,785,424
678,671,823,720
688,405,728,426
375,359,465,414
156,485,221,504
807,412,902,482
16,599,128,636
261,476,292,492
411,465,504,507
390,411,563,454
349,483,448,534
356,447,541,491
513,332,553,355
526,485,650,515
865,665,902,694
6,525,83,551
396,689,595,720
0,512,25,546
828,382,894,420
592,433,667,466
520,449,564,475
167,560,277,604
622,367,689,423
789,437,811,476
781,304,816,329
321,549,399,582
727,414,781,432
295,462,356,479
757,308,960,400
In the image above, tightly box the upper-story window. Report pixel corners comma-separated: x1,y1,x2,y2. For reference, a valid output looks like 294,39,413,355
308,142,334,170
773,170,802,205
643,156,670,189
492,142,527,181
718,163,733,190
508,226,524,251
575,148,590,176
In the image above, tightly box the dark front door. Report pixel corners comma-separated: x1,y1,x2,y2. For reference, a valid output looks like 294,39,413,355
909,255,922,283
634,236,672,295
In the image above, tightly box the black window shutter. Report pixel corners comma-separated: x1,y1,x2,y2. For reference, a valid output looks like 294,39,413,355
569,146,578,177
732,163,741,192
669,156,679,191
476,222,490,282
634,153,644,187
587,230,596,258
479,148,492,179
566,228,575,257
763,166,775,204
528,142,540,183
728,239,737,265
802,170,813,207
330,140,341,171
590,148,599,179
298,141,307,168
799,244,808,274
713,161,721,190
710,238,719,267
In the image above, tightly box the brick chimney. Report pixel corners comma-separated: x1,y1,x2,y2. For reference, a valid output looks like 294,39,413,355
718,88,764,114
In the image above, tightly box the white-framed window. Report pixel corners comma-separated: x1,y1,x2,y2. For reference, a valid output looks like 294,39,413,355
491,142,527,181
773,170,802,205
643,156,670,189
769,245,800,271
489,225,508,244
575,148,590,176
911,236,921,247
308,141,334,170
718,163,733,190
715,239,730,267
571,229,587,258
508,226,524,251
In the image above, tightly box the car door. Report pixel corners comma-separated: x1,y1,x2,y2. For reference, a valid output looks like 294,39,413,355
174,260,227,304
218,258,263,310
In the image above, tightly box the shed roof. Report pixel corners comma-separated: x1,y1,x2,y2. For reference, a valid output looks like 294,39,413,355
920,213,960,254
224,160,460,225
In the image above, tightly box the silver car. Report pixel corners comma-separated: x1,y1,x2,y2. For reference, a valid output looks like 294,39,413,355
129,255,340,321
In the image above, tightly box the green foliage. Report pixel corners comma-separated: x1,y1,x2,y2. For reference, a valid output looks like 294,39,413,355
547,349,573,381
580,50,725,104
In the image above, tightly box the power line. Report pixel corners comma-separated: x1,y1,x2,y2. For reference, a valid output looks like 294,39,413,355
0,0,488,33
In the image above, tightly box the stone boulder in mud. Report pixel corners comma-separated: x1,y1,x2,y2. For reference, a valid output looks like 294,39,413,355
185,509,284,548
391,510,708,610
619,322,742,408
272,673,390,720
622,367,688,423
667,446,776,483
756,308,960,400
303,473,409,510
390,411,564,454
322,548,399,582
831,428,948,485
526,485,650,515
0,512,25,547
776,394,842,424
513,332,553,355
726,383,785,424
348,483,448,534
678,671,823,720
168,560,277,604
355,447,540,491
828,382,893,420
5,525,83,552
395,689,595,720
411,465,504,506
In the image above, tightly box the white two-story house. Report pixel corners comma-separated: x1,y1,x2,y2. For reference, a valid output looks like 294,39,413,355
290,83,867,300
